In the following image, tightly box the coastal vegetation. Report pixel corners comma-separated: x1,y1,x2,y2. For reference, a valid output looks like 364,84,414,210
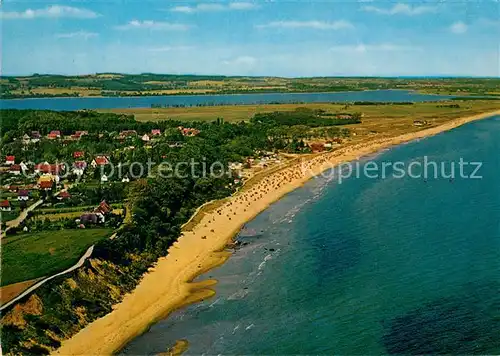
2,74,500,99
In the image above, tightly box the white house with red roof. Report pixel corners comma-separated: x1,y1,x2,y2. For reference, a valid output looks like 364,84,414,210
9,164,22,175
5,156,15,165
151,129,161,136
47,130,61,139
0,200,11,211
91,156,109,168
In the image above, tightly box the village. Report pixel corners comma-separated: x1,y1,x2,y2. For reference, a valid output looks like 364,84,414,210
0,120,347,237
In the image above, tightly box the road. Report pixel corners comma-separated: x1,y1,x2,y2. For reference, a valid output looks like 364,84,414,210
1,186,72,238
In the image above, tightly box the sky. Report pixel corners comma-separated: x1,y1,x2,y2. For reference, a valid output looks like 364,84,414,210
1,0,499,77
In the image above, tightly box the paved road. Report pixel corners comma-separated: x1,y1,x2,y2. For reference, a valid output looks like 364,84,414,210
1,186,72,238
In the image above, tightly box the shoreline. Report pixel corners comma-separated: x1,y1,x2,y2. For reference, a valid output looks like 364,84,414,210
54,109,500,355
0,89,448,102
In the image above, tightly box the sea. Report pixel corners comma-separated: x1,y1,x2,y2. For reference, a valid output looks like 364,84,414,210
0,90,451,110
122,115,500,355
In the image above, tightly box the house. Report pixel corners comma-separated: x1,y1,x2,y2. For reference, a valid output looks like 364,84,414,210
9,164,22,175
122,176,130,183
151,129,161,136
178,126,200,137
75,130,88,137
79,212,104,225
31,131,41,143
22,134,31,144
72,161,87,176
5,156,15,165
73,151,85,159
324,143,333,149
91,156,109,168
141,134,150,142
100,174,108,183
96,200,112,215
0,200,11,212
18,190,29,201
47,130,61,139
118,130,137,139
57,191,71,200
39,180,54,190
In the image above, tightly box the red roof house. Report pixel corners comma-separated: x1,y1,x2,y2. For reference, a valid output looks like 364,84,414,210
151,129,161,136
95,200,112,215
5,156,15,165
9,164,22,175
91,156,109,168
73,151,85,159
48,130,61,139
0,200,11,211
39,180,54,190
58,191,71,200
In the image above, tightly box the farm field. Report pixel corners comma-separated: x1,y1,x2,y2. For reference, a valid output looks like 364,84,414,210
1,228,112,286
99,99,500,124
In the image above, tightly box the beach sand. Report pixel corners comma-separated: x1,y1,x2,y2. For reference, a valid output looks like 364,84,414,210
54,109,500,355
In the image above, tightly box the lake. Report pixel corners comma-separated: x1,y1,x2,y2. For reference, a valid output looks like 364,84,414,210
122,115,500,354
0,90,451,110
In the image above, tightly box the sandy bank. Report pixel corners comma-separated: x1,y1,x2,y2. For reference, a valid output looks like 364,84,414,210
54,109,500,355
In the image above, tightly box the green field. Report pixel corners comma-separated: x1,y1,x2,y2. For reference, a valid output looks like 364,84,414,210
100,100,500,123
1,228,112,286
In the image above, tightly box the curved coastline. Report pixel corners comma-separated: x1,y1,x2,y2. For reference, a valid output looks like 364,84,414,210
54,109,500,355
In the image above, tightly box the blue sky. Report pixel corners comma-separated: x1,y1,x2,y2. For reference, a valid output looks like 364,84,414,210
2,0,499,76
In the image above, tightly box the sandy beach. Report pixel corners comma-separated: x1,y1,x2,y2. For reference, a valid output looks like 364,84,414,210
54,109,500,355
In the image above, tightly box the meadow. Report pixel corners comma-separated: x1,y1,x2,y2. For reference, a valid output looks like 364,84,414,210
1,228,112,286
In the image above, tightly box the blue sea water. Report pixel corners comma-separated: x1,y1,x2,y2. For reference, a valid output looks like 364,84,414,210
123,116,500,355
0,90,450,110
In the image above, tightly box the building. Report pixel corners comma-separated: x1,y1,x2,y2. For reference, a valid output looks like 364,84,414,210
39,180,54,191
0,200,11,212
79,213,104,225
122,176,130,183
5,156,15,165
47,130,61,139
151,129,161,136
72,161,87,176
18,190,30,201
91,156,109,168
141,134,151,142
9,164,22,175
22,134,31,144
73,151,85,159
57,191,71,200
178,126,200,137
100,174,108,183
96,200,112,215
31,131,41,143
